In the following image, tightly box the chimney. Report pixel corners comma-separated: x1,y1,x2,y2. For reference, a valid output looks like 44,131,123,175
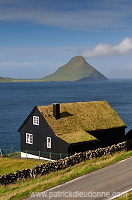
53,103,60,119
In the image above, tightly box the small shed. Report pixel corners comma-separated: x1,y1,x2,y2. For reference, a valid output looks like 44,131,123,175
18,101,126,160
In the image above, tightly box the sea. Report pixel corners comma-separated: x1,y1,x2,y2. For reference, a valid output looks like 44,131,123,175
0,79,132,151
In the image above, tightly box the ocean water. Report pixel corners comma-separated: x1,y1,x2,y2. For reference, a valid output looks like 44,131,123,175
0,79,132,150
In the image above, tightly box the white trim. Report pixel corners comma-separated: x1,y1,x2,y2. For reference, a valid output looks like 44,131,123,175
33,116,39,125
21,152,55,161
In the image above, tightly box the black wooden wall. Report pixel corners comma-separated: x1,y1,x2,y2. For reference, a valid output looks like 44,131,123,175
88,127,126,147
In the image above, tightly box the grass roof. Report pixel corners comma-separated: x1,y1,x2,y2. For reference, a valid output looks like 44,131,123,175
37,101,126,144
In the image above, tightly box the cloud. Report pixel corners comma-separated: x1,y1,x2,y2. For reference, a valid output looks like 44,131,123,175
82,38,132,58
0,0,131,30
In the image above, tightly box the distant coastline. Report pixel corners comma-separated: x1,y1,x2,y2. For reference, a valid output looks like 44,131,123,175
0,77,46,82
0,78,110,83
0,78,132,83
0,78,44,83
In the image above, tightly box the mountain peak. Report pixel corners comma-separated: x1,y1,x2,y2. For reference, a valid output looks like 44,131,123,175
68,56,86,68
70,56,85,62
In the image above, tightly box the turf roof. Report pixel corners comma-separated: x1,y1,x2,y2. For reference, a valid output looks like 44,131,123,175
37,101,126,144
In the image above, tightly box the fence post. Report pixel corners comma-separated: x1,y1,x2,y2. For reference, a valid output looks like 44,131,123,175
0,149,2,156
39,151,40,159
50,152,51,160
11,146,14,154
60,153,62,159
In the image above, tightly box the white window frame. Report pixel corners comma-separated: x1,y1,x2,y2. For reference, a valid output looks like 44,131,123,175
47,137,51,148
33,116,39,125
26,133,33,144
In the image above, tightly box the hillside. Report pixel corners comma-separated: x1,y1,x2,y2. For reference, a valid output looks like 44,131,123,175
0,77,13,82
41,56,108,81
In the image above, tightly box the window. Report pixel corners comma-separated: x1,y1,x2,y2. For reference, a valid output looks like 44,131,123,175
26,133,33,144
47,137,51,148
33,116,39,125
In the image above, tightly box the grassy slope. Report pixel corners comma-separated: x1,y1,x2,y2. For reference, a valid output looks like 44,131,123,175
0,157,47,175
0,151,132,200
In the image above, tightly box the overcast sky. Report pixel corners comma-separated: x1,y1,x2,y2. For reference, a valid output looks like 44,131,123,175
0,0,132,79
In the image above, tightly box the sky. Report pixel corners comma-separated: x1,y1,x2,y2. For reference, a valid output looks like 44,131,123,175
0,0,132,79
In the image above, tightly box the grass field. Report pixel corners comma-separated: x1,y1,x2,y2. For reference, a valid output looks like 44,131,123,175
0,150,132,200
0,155,47,175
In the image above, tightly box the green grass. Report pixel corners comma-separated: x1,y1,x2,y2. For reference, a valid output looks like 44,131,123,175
116,191,132,200
0,156,47,175
0,150,131,200
5,153,21,158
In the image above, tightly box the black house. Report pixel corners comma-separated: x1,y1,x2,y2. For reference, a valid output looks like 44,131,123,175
18,101,126,160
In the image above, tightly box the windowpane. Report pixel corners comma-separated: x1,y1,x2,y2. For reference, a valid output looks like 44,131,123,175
47,137,51,148
26,133,33,144
30,134,33,144
33,116,39,125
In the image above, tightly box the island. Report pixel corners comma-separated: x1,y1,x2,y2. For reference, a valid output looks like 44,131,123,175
0,56,108,82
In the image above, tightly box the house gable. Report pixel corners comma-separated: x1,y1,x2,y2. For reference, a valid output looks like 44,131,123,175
18,107,69,157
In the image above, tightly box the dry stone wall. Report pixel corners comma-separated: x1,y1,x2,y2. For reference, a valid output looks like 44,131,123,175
0,141,129,185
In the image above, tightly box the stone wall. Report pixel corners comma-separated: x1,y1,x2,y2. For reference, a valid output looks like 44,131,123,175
0,140,129,185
